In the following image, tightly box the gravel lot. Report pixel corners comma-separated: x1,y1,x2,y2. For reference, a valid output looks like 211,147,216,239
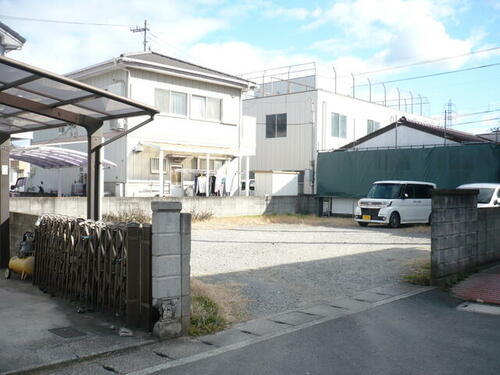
191,222,430,318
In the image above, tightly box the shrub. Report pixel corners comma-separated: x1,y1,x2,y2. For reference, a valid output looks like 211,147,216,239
102,208,151,224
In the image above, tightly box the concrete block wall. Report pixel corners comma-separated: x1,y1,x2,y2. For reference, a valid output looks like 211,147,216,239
431,189,500,285
10,195,319,218
9,212,38,257
151,201,191,338
477,207,500,265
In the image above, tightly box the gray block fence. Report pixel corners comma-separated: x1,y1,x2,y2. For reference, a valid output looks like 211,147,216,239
431,189,500,285
151,201,191,338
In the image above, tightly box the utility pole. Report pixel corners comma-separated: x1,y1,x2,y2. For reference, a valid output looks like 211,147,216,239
443,100,454,146
130,20,149,52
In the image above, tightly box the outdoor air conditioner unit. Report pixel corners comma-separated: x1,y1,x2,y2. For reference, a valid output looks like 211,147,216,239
110,118,126,131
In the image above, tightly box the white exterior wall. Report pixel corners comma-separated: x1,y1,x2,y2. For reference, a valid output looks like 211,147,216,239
349,125,459,149
244,91,317,172
315,90,435,151
254,171,298,196
126,68,241,152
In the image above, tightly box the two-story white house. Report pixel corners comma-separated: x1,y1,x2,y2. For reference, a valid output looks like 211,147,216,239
30,51,256,197
242,63,436,195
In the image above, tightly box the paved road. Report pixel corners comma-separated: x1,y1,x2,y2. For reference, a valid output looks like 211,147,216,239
147,290,500,375
192,223,430,317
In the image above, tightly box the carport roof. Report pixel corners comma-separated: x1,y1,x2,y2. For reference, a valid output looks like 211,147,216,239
0,55,158,136
10,146,117,169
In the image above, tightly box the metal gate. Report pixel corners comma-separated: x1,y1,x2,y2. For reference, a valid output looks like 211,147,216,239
33,214,152,330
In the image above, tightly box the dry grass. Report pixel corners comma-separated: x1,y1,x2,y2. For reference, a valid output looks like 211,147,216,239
102,208,152,224
190,210,214,222
190,278,250,336
402,257,431,286
193,214,357,229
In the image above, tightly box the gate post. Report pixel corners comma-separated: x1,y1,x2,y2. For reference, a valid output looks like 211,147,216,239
151,201,191,338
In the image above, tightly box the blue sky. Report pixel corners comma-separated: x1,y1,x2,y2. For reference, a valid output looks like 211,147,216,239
1,0,499,133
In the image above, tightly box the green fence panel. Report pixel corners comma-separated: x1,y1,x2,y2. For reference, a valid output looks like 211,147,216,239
317,144,500,198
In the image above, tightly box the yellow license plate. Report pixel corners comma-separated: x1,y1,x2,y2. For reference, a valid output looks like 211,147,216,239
362,215,371,220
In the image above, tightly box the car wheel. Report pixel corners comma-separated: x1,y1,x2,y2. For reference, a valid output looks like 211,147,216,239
428,213,432,225
388,212,401,228
358,222,369,227
4,268,11,279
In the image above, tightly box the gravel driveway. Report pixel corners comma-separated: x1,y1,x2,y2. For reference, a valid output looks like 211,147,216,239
191,223,430,318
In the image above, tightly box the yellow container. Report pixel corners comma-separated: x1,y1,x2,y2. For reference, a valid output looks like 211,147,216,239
7,256,34,280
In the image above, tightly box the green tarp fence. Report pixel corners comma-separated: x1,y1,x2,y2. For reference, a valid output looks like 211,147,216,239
317,144,500,198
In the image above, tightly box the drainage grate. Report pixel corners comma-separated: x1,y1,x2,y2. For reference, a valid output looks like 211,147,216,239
48,326,87,338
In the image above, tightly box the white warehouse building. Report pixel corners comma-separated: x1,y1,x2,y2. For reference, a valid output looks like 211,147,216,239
242,63,435,195
30,51,256,197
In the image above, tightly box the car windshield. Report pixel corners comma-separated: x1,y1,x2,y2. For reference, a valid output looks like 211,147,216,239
367,183,402,199
477,188,495,203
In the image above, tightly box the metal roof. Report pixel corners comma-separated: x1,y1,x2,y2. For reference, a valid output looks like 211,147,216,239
0,21,26,44
338,117,489,151
124,51,252,87
0,55,158,136
10,146,117,169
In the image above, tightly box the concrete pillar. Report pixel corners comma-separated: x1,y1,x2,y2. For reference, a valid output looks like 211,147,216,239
0,136,9,268
151,201,191,338
158,150,164,196
245,155,250,197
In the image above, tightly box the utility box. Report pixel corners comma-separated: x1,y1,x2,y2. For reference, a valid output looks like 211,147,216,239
254,170,299,196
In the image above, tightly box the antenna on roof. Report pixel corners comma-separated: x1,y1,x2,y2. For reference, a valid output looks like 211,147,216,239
130,20,149,52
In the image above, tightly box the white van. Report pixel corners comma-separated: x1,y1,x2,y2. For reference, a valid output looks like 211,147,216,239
457,183,500,208
354,181,436,228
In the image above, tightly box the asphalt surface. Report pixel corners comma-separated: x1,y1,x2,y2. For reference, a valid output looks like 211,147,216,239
192,223,430,317
149,289,500,375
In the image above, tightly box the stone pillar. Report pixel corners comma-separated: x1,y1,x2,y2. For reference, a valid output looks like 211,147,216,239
151,201,191,338
431,189,478,286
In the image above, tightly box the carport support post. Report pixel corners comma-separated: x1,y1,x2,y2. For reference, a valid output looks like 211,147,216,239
87,127,103,220
151,201,191,338
0,135,9,268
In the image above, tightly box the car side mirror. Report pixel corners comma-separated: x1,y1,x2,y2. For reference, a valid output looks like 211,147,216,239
495,199,500,206
10,185,15,190
403,193,408,199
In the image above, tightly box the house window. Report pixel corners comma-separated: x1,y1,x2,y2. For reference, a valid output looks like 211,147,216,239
171,91,187,116
266,113,287,138
150,157,168,174
207,97,221,121
154,89,187,116
191,95,222,121
331,113,347,138
191,95,206,119
367,119,380,134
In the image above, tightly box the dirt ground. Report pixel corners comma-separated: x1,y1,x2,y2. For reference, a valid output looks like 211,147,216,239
191,215,431,321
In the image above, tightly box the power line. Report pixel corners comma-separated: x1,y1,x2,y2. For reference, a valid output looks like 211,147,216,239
0,14,133,27
455,108,500,118
354,46,500,76
357,61,500,87
148,31,197,62
452,116,500,127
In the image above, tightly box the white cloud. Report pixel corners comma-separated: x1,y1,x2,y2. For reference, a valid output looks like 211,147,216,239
187,41,318,75
263,6,312,20
3,0,227,73
305,0,474,68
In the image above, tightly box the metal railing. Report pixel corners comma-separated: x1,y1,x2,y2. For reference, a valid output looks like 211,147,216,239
33,214,152,329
